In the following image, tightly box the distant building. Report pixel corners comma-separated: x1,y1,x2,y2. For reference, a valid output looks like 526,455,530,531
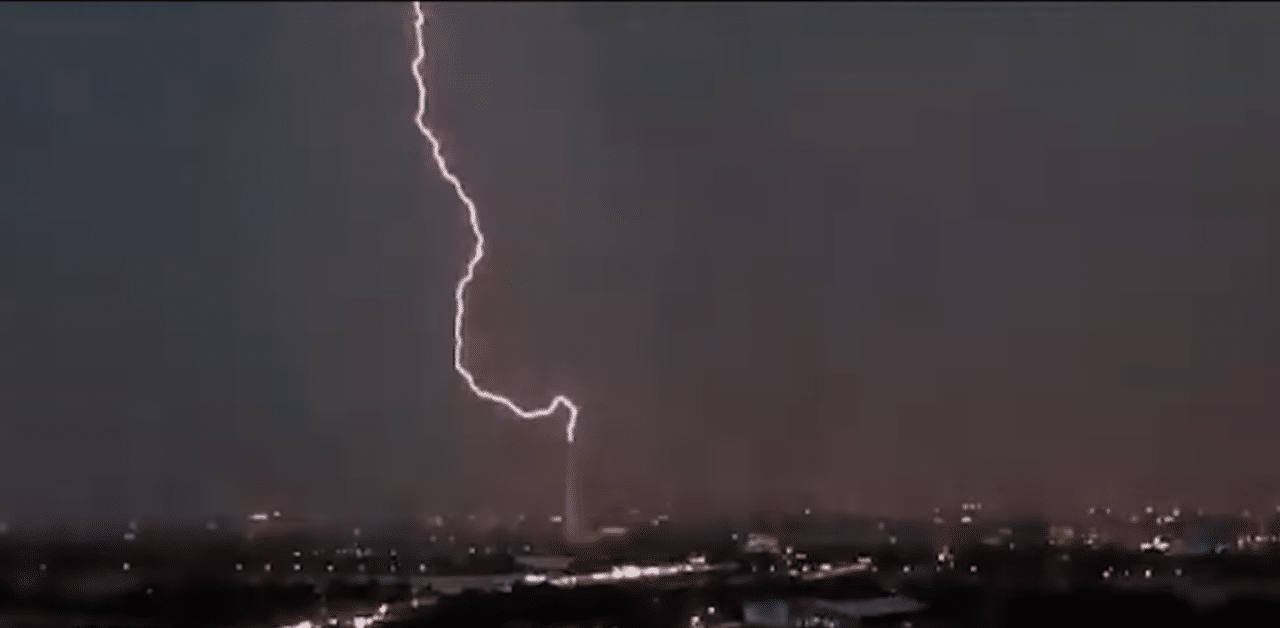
1181,515,1256,555
1048,524,1077,546
1007,517,1051,548
1074,513,1150,550
742,532,782,554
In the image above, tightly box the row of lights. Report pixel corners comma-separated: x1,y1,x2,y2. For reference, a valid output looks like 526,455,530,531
1101,565,1178,580
1089,505,1280,519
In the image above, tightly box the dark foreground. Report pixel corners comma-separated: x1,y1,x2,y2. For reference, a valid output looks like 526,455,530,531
5,527,1280,627
5,571,1280,628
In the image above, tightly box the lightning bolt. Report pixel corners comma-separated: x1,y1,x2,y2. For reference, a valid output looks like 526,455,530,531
410,2,580,444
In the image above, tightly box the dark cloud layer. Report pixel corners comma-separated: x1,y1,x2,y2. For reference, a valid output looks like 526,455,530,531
1,3,1277,525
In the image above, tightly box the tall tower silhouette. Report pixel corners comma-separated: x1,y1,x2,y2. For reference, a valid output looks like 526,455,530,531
563,441,601,545
565,441,580,541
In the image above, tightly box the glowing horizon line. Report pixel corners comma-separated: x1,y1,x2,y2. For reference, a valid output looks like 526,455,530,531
410,2,580,444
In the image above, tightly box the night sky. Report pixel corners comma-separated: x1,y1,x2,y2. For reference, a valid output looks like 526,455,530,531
2,3,1277,526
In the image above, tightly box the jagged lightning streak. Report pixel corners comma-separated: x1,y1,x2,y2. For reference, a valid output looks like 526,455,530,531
410,2,580,444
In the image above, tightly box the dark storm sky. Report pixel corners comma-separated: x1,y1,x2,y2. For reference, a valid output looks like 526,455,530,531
2,3,1277,525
